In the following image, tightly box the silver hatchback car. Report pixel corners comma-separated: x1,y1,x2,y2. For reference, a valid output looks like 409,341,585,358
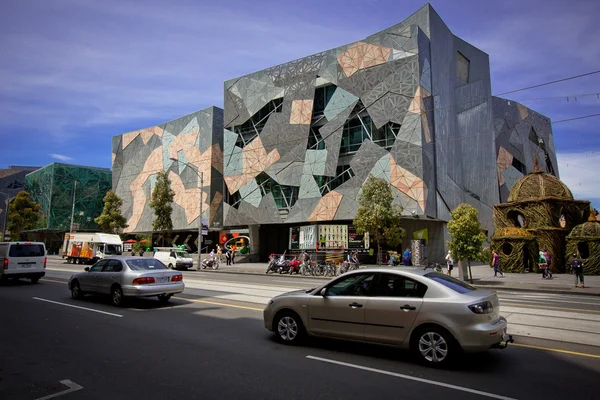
68,256,185,306
264,268,511,366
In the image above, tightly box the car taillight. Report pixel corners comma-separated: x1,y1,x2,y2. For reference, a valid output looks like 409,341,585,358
132,277,156,285
44,257,47,268
3,258,7,269
171,275,183,282
468,301,493,314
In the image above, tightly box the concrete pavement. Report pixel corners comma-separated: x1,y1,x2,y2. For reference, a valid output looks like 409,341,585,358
2,275,600,400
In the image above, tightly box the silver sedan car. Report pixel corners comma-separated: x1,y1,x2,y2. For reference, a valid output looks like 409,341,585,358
264,268,511,366
68,256,185,306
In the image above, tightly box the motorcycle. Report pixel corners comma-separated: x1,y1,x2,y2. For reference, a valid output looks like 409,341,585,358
288,257,301,274
201,257,219,270
277,256,291,274
266,254,279,274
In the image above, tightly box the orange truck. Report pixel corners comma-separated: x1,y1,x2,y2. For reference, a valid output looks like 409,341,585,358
62,233,123,264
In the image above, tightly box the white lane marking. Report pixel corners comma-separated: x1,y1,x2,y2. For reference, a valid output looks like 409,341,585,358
34,379,83,400
306,356,517,400
33,297,123,318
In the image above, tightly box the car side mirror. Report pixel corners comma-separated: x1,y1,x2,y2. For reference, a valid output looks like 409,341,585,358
84,267,90,272
320,288,327,297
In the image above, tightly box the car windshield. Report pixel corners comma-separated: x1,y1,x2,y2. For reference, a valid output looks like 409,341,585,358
104,245,122,255
424,272,476,294
126,258,168,271
175,251,190,258
9,244,45,257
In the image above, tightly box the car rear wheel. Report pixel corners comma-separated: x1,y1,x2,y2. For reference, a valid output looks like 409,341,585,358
71,280,84,299
168,263,174,269
111,286,125,307
412,326,455,367
274,311,304,344
30,277,40,284
158,294,172,303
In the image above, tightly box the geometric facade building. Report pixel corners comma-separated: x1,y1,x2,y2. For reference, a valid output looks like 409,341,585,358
221,4,558,261
24,163,112,253
112,107,224,244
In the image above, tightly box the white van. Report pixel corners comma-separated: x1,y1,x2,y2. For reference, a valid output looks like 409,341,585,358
154,247,193,270
0,242,47,283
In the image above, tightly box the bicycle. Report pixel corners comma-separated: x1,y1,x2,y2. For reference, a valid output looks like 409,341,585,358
423,262,443,273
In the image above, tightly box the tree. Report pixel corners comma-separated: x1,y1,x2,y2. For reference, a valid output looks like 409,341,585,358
447,203,486,283
132,234,152,253
94,190,128,234
353,176,404,264
7,191,40,240
149,171,175,246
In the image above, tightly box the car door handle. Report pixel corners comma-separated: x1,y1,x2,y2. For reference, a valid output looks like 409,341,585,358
349,302,363,308
400,305,416,311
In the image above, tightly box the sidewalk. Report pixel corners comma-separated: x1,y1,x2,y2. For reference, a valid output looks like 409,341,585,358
196,261,600,296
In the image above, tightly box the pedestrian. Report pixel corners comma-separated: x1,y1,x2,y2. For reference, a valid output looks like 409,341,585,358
569,253,585,288
217,245,223,263
231,246,236,265
403,248,411,266
445,250,454,276
538,251,548,279
543,248,553,279
492,250,504,277
139,249,144,257
389,253,396,266
225,248,232,265
352,250,360,266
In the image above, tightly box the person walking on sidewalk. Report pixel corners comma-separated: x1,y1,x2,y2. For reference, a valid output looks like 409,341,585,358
538,251,551,279
403,248,411,266
225,248,232,266
492,250,504,277
569,253,585,288
445,250,454,276
543,248,553,279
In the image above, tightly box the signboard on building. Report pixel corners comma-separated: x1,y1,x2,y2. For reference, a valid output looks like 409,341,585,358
348,225,370,249
299,225,317,249
289,226,300,250
318,225,348,249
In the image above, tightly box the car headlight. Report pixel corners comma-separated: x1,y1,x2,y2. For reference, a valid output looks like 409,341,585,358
468,301,493,314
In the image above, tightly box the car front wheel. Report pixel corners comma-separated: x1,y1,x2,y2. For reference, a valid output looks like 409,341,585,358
71,281,84,299
274,311,304,344
412,326,456,367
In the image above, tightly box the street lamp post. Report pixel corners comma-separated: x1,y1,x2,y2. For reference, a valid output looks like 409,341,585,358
169,158,204,270
69,181,77,235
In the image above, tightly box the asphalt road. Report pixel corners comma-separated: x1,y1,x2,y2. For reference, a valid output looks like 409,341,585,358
1,274,600,400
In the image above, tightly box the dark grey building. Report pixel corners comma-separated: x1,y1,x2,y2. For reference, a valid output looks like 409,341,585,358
0,166,39,240
220,4,557,261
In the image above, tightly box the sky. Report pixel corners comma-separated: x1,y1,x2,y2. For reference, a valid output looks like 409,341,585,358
0,0,598,207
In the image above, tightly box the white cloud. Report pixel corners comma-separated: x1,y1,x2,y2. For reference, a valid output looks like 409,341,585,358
557,152,600,208
49,153,73,162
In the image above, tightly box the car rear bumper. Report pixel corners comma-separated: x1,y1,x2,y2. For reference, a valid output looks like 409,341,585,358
455,317,509,352
122,282,185,297
2,270,45,279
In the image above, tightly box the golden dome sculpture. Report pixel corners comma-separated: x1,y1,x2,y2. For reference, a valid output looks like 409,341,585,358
507,171,573,202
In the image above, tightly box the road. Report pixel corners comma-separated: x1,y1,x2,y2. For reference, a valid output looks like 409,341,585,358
0,261,598,399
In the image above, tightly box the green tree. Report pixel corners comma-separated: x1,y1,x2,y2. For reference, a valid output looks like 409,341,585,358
132,234,152,253
447,203,486,283
94,190,128,234
353,176,405,264
7,191,41,240
149,171,175,246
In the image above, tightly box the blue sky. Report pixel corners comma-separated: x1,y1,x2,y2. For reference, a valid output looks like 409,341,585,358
1,0,599,206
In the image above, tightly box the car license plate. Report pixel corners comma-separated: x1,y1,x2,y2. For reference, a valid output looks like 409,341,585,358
157,276,169,283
